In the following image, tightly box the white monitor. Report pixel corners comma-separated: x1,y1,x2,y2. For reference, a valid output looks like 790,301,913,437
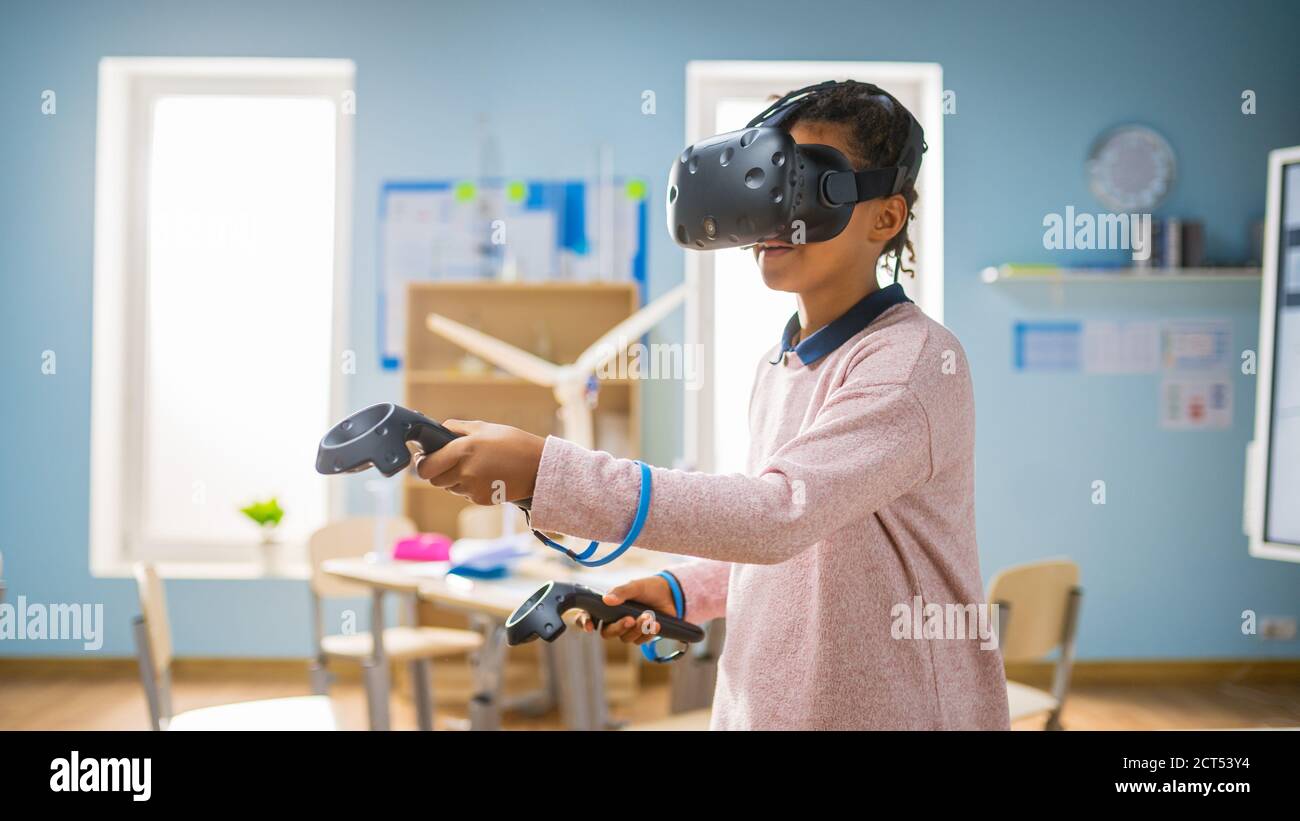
1247,145,1300,562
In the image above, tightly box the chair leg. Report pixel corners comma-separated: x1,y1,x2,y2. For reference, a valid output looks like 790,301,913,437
363,661,391,731
309,659,331,695
1045,587,1083,733
132,616,163,732
411,658,435,732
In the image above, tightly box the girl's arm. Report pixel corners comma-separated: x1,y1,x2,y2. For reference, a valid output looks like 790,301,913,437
530,381,932,566
665,560,731,623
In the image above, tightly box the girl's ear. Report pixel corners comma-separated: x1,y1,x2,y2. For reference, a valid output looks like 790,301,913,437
865,194,909,243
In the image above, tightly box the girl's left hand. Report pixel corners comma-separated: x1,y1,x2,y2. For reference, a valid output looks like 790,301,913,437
414,420,546,505
573,576,674,645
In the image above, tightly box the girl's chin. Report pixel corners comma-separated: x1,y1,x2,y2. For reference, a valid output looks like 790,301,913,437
757,249,802,289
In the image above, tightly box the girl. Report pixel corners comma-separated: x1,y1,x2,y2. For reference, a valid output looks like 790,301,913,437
416,82,1010,730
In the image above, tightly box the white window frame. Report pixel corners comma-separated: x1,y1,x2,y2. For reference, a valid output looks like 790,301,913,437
90,58,355,577
682,60,945,472
1245,144,1300,563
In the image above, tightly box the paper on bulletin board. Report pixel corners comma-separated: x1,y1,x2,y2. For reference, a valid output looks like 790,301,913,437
376,179,649,370
1014,320,1160,373
1159,374,1233,429
499,210,557,281
1013,321,1082,371
1156,319,1234,429
1081,320,1159,374
1160,319,1232,371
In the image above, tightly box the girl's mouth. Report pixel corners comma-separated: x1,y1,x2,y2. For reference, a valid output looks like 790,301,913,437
756,241,795,261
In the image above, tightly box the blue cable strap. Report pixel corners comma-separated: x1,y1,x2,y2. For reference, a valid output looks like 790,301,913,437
531,460,652,568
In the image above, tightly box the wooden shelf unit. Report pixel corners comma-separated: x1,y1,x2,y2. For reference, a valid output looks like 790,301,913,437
402,280,642,536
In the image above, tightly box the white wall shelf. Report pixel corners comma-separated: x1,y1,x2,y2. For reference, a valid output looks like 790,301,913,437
981,265,1260,284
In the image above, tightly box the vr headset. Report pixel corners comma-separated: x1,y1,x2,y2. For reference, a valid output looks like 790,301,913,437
666,80,925,251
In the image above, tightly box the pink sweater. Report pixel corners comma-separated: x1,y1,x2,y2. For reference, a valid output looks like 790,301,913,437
531,301,1010,730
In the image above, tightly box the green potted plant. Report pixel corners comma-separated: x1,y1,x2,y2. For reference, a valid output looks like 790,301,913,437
240,497,284,555
240,497,285,572
240,497,284,541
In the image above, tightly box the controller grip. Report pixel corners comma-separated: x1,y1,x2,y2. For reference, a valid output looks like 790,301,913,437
570,589,704,643
404,415,534,509
410,421,461,455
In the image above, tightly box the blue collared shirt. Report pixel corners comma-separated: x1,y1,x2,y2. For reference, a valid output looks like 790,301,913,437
772,282,912,367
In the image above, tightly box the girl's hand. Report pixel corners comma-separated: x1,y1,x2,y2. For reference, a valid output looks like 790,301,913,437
414,420,545,505
574,575,675,645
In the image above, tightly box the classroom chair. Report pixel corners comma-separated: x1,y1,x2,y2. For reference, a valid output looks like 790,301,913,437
307,517,484,731
988,558,1083,730
132,563,338,731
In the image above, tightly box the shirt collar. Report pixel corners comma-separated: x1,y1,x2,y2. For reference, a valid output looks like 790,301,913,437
774,283,911,367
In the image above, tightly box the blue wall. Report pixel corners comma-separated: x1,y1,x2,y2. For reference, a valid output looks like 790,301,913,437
1,0,1297,659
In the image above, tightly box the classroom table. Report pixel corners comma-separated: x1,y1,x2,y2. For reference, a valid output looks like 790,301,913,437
322,548,687,731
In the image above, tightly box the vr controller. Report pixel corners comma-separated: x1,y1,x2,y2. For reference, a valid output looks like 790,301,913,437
505,581,705,647
315,402,461,478
316,402,538,509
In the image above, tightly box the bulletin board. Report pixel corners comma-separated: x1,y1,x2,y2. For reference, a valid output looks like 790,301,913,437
376,178,649,370
1012,318,1235,429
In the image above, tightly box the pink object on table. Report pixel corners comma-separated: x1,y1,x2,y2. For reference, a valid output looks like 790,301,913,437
392,533,452,562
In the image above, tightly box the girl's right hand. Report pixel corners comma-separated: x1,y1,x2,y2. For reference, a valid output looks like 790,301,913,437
574,575,676,645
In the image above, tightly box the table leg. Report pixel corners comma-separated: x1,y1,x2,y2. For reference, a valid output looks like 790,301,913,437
552,627,609,730
468,619,509,731
364,589,391,731
411,658,434,731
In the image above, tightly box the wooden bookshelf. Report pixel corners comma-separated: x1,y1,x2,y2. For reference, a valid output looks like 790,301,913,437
402,280,642,536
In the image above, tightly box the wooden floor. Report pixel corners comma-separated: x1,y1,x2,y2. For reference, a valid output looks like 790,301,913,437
1010,682,1300,730
2,667,1298,730
0,666,673,731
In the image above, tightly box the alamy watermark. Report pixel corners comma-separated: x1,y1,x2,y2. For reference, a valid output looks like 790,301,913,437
593,335,704,391
0,595,104,651
50,751,151,801
1043,206,1152,261
890,596,999,651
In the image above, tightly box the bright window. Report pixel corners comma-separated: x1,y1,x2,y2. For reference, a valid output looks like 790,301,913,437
91,59,354,573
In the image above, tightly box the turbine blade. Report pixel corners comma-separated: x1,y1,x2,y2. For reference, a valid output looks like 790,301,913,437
425,314,562,387
572,284,688,376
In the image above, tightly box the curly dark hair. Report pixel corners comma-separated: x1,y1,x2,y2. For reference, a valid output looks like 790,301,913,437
780,81,920,277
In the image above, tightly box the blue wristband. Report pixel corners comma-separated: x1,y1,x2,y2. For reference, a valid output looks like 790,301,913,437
641,570,688,664
532,460,652,568
657,570,685,620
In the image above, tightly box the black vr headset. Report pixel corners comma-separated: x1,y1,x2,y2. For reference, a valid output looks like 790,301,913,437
666,80,925,251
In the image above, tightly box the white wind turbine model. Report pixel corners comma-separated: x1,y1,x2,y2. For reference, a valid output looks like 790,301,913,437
425,284,687,450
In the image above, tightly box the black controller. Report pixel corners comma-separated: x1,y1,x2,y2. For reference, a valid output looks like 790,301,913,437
316,403,461,478
505,581,705,646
